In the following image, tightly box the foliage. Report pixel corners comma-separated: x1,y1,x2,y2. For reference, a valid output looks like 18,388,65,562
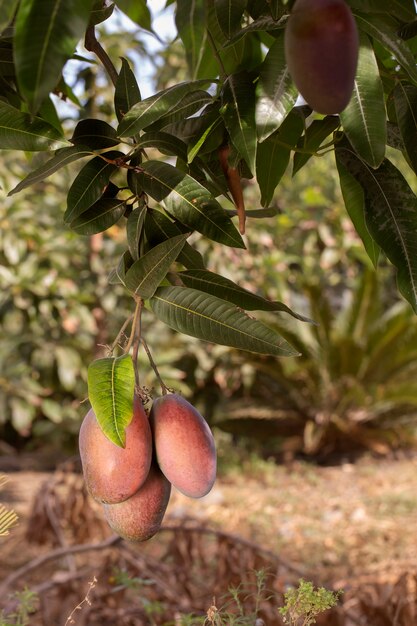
279,579,341,626
0,589,38,626
2,1,417,444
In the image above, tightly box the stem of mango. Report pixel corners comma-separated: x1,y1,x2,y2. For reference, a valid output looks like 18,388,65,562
141,338,169,396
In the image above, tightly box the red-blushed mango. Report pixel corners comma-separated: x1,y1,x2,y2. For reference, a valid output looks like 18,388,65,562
150,394,216,498
284,0,359,114
102,463,171,542
79,395,152,504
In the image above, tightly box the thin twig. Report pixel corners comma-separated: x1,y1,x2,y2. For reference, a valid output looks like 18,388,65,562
132,298,143,389
84,26,118,87
109,314,134,355
125,299,142,355
141,337,169,395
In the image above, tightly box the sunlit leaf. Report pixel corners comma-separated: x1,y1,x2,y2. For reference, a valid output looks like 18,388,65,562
87,354,135,447
176,0,218,79
150,286,299,356
114,0,152,32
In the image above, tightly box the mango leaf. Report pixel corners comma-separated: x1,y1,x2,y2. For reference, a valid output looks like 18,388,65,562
8,145,93,195
340,32,386,168
70,198,125,235
149,286,299,356
221,71,257,173
0,101,67,151
114,0,152,32
72,119,119,149
136,131,188,162
393,82,417,174
144,90,213,132
335,157,380,268
117,79,212,137
179,269,314,323
293,116,340,176
127,205,146,260
115,249,135,286
114,57,141,122
348,0,416,22
136,160,245,248
256,34,298,142
145,208,206,269
87,354,135,447
125,234,188,298
14,0,94,113
257,109,304,207
64,151,123,223
226,14,287,46
354,13,417,86
175,0,218,79
215,0,247,38
0,0,19,34
89,0,115,26
336,144,417,312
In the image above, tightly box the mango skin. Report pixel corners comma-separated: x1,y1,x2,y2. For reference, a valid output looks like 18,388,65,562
79,395,152,504
284,0,359,114
150,394,216,499
102,463,171,542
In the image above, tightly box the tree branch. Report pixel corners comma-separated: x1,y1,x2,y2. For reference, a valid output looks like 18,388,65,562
85,26,118,87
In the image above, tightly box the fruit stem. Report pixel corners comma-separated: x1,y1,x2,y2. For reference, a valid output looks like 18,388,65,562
140,338,170,396
109,314,134,356
130,297,143,390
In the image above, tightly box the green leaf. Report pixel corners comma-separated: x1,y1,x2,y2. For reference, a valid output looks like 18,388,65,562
144,90,213,132
114,57,141,122
335,156,380,268
215,0,247,38
348,0,416,23
114,0,152,32
178,269,314,323
221,71,257,173
226,13,286,46
117,79,212,137
176,0,218,80
0,101,67,151
0,0,19,34
149,286,299,356
257,109,304,207
293,116,340,176
355,12,417,86
136,131,188,162
125,234,188,298
136,160,245,248
145,208,206,269
340,32,386,168
336,144,417,312
64,151,123,223
70,197,125,235
256,34,298,142
393,82,417,174
72,119,119,149
89,0,115,26
127,205,146,260
14,0,94,113
8,145,93,195
87,354,135,447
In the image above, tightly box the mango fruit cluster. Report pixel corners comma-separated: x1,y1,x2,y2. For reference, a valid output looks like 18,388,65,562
284,0,359,114
79,394,216,542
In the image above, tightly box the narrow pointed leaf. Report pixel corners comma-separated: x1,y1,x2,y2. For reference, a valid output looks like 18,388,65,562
117,79,212,137
215,0,247,38
0,101,67,151
0,0,19,33
8,145,93,195
14,0,94,113
136,131,188,161
87,354,135,447
64,151,123,223
256,34,298,142
114,57,141,122
145,208,206,269
114,0,152,32
226,14,287,46
179,269,314,323
150,286,299,356
340,33,386,168
127,205,146,260
175,0,218,79
70,198,125,235
136,160,245,248
336,145,417,312
72,119,119,149
221,71,257,173
293,116,340,176
144,90,213,132
335,156,380,268
394,82,417,174
125,234,188,298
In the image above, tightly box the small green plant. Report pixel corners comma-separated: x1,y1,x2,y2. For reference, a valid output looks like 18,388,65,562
0,589,38,626
279,579,341,626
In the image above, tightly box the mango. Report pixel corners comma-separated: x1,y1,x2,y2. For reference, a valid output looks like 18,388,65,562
150,394,216,498
79,395,152,504
284,0,358,114
102,463,171,541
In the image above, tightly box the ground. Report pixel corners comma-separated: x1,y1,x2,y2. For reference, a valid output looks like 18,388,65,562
1,451,417,624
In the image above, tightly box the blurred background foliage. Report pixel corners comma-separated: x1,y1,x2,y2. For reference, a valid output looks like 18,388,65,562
1,8,417,461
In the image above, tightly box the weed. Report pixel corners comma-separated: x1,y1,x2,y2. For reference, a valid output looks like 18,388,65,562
0,589,38,626
279,579,342,625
